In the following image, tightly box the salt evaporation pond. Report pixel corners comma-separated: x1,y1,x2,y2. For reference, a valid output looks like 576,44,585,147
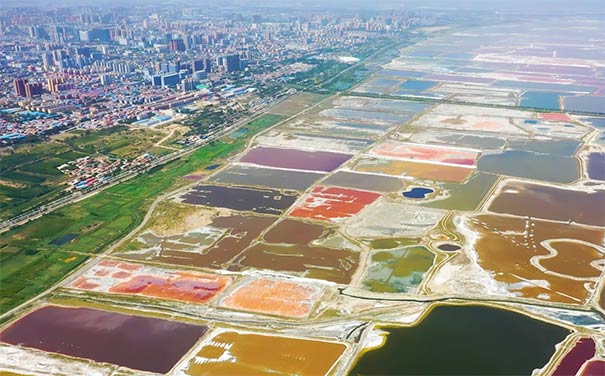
0,305,208,374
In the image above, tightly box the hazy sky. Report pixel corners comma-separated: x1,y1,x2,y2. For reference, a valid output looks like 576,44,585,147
1,0,604,13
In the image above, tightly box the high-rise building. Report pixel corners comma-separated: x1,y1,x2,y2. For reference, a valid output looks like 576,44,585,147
168,39,186,52
192,59,204,72
168,61,181,73
100,74,112,86
42,52,54,67
47,78,64,92
222,54,241,72
79,28,111,42
182,78,197,91
13,79,26,97
24,83,44,97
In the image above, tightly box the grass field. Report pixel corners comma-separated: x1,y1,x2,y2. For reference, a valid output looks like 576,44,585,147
0,126,172,220
0,113,286,314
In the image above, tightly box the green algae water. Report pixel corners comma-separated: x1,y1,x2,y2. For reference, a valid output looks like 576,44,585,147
351,305,569,375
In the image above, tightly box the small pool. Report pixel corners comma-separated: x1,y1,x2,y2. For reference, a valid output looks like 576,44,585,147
402,187,434,199
205,164,221,170
437,243,461,252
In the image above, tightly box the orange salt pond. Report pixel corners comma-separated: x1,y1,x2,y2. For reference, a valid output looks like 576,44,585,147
220,277,322,317
70,261,231,304
463,213,604,304
353,157,473,182
176,330,345,376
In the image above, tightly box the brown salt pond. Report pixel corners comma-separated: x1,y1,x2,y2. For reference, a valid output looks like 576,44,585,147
230,243,359,284
353,157,473,182
239,146,352,172
179,184,298,215
488,180,605,226
117,214,276,269
176,330,345,376
263,219,333,245
464,213,605,304
0,305,207,374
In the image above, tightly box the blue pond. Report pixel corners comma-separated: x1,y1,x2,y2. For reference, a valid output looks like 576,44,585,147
520,91,563,110
205,164,221,170
402,187,434,199
399,80,438,92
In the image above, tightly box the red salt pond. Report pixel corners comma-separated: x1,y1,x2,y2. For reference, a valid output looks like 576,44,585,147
553,338,596,376
290,185,380,222
581,360,605,376
109,271,231,303
370,142,478,166
0,305,208,374
540,113,572,122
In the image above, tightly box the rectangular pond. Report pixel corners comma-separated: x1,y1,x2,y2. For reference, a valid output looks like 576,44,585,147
0,305,207,374
240,146,352,173
179,184,298,215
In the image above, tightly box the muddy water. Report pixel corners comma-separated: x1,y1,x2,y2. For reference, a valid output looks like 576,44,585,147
488,181,605,226
354,157,473,182
179,331,345,375
0,305,207,374
466,213,604,304
240,146,352,172
180,184,298,215
351,305,569,375
539,241,603,278
118,214,276,269
263,219,331,245
230,243,359,284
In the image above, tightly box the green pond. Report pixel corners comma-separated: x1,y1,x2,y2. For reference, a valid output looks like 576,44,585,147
363,245,434,293
351,305,569,375
423,172,498,211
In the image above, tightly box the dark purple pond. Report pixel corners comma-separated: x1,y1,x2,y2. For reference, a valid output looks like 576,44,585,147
0,305,208,374
180,184,298,215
